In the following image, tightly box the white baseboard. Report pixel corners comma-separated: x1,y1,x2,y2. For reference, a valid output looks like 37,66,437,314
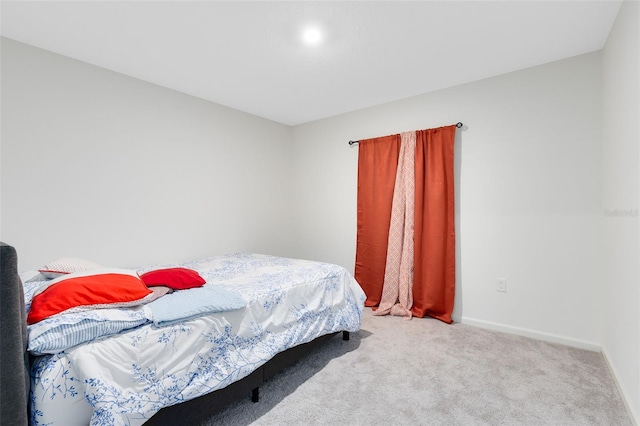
602,348,639,426
458,316,602,352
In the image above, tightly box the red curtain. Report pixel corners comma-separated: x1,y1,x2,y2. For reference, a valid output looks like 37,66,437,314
354,134,401,307
354,125,456,323
413,126,456,323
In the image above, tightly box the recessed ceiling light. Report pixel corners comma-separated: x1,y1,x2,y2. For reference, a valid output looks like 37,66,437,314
303,27,322,45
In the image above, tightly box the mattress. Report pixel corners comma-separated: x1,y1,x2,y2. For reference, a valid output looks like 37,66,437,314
26,253,365,426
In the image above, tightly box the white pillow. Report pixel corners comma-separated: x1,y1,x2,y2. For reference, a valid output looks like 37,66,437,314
38,257,103,279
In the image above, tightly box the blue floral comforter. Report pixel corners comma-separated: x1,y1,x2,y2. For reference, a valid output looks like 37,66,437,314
28,253,365,426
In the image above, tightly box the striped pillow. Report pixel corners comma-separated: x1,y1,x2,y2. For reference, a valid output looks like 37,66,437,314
27,307,150,355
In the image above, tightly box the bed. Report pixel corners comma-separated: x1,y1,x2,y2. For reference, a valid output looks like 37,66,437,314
0,243,365,426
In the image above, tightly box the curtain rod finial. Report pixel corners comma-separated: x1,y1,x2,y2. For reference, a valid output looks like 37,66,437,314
456,122,463,128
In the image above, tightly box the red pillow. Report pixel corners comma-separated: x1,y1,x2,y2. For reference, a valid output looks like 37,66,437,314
140,267,206,290
28,269,153,324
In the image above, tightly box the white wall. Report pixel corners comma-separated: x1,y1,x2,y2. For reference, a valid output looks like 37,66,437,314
292,52,604,349
602,0,640,422
2,15,637,422
1,38,295,271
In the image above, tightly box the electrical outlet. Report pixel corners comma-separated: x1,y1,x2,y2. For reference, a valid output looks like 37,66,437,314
496,278,507,292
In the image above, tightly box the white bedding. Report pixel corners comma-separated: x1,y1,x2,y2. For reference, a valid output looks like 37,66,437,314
28,253,365,426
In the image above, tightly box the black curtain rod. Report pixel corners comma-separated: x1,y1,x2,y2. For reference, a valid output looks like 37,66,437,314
348,122,463,146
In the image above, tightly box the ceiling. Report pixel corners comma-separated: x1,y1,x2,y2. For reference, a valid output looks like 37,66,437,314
0,1,622,126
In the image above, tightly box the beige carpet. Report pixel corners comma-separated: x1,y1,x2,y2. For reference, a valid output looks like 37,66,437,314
200,308,632,426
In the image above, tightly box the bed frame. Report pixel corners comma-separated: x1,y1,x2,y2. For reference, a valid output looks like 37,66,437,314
0,242,349,426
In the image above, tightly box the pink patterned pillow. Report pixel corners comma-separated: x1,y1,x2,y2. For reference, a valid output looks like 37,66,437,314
38,257,103,279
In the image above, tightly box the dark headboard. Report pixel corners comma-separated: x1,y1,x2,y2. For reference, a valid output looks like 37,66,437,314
0,242,30,426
